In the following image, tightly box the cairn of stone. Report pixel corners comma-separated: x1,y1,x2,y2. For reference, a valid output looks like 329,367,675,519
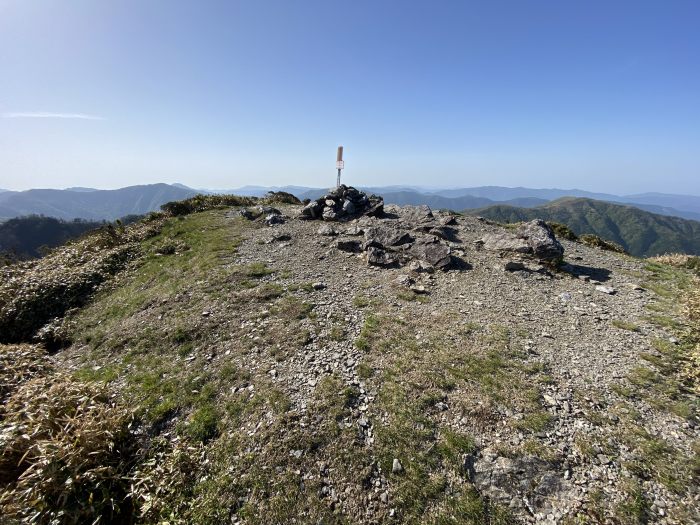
300,185,384,221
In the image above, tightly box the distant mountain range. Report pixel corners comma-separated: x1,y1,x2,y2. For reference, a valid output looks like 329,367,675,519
0,183,698,258
3,182,697,222
225,185,700,222
468,197,700,257
0,184,197,220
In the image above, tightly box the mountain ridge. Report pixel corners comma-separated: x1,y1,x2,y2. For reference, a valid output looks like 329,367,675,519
468,197,700,257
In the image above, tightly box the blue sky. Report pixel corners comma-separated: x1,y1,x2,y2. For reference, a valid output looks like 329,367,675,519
1,0,699,194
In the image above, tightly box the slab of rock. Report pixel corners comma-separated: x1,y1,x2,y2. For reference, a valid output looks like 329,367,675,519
364,226,413,248
471,451,570,514
302,200,322,219
481,232,531,254
595,285,616,295
482,220,564,264
317,225,338,236
401,205,434,223
428,225,458,241
366,247,398,267
335,238,362,253
409,238,451,270
407,259,435,273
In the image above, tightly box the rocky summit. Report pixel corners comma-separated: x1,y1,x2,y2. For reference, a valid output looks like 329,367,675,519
1,194,699,524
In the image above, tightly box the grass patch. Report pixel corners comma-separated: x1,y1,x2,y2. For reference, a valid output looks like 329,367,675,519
352,294,371,308
611,319,640,332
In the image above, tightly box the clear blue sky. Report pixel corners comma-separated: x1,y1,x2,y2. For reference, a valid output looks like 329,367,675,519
1,0,699,194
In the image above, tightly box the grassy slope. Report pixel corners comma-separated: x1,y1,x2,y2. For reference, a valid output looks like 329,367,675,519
467,198,700,257
65,209,525,523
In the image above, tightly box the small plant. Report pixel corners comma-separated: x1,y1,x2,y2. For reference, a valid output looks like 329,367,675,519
514,411,553,433
262,191,301,205
352,295,371,308
183,403,220,442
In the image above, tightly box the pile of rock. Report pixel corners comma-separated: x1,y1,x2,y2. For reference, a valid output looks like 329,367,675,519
300,185,384,221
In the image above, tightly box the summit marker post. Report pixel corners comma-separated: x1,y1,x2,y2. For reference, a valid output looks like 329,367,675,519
336,145,344,188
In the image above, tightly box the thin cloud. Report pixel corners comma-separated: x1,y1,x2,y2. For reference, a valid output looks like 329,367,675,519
2,112,104,120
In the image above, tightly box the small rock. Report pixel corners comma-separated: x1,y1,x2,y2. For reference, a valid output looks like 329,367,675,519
394,274,414,287
317,225,338,236
504,261,526,272
595,285,616,295
312,282,327,290
392,458,403,474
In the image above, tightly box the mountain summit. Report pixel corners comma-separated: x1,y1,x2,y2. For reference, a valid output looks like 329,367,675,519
1,194,698,523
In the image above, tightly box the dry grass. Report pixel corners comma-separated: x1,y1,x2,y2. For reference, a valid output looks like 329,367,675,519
682,277,700,394
0,373,135,524
649,253,700,270
0,344,52,403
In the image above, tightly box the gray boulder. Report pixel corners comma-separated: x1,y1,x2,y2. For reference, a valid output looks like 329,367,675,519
481,220,564,264
516,220,564,263
401,204,434,223
317,225,338,236
301,201,322,219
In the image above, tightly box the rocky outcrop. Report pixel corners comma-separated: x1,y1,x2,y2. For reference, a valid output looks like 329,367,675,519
300,185,384,221
333,207,454,271
481,219,564,264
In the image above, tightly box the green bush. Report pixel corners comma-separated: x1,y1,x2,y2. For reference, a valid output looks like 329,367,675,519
548,222,577,241
263,191,301,205
161,194,257,216
579,234,627,254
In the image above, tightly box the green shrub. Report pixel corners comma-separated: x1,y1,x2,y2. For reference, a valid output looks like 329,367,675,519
161,194,257,216
579,234,627,254
548,222,577,241
263,191,301,205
